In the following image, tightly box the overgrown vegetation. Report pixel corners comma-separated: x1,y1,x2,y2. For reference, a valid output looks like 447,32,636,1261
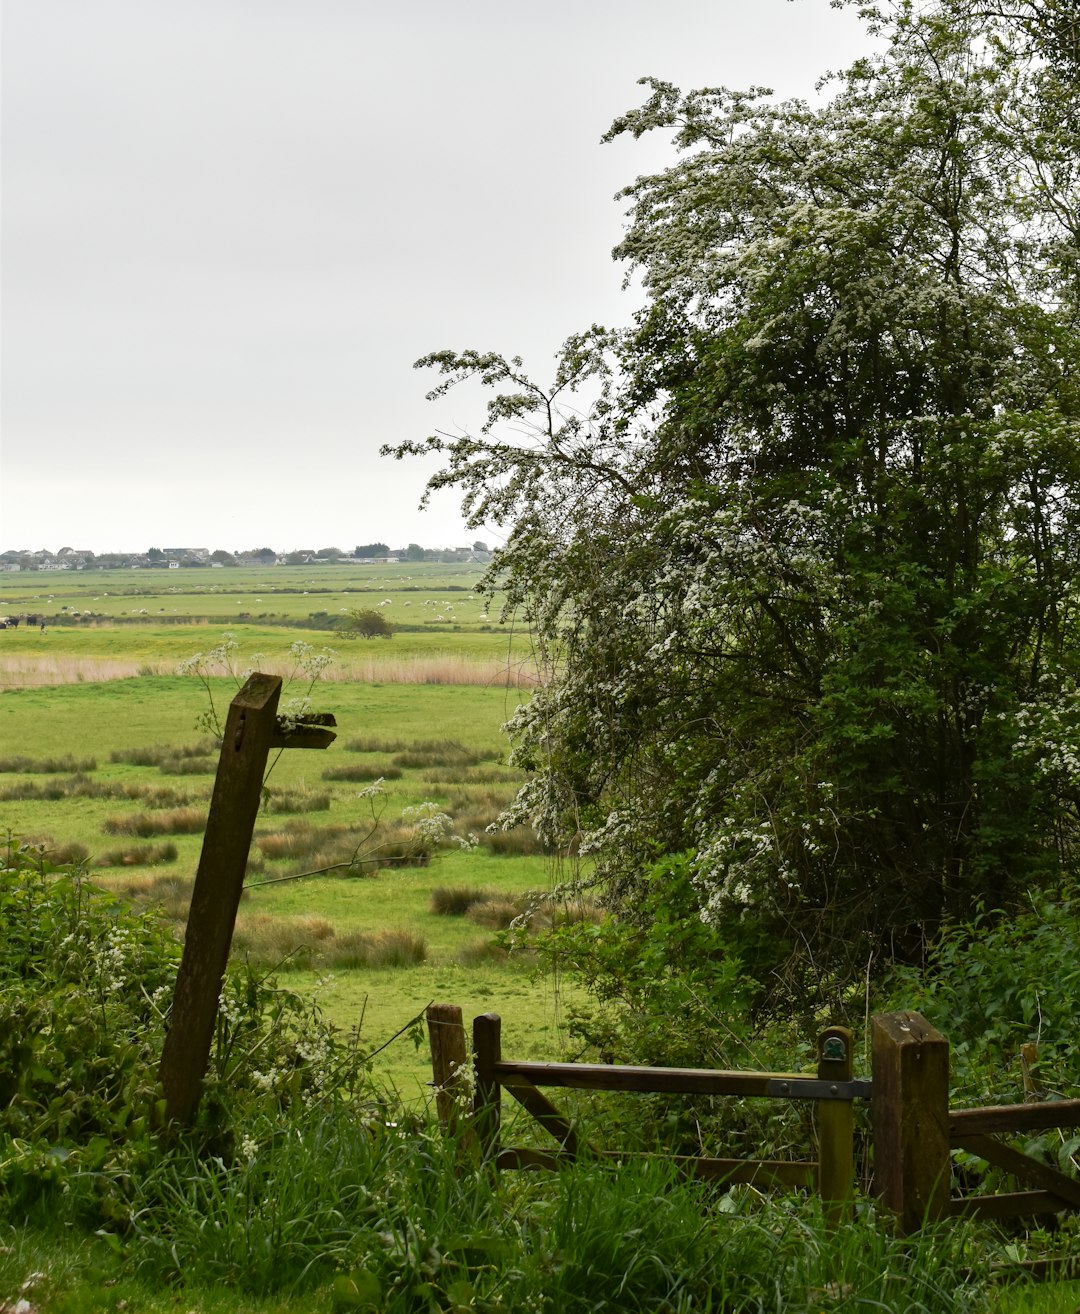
2,836,1049,1314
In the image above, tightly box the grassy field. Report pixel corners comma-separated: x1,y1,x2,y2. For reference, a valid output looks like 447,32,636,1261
0,563,539,688
0,565,572,1093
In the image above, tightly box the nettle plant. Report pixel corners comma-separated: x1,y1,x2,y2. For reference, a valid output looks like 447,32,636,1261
0,835,369,1222
387,0,1080,1018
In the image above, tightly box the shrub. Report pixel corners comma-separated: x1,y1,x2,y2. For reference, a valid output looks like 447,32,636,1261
339,608,393,639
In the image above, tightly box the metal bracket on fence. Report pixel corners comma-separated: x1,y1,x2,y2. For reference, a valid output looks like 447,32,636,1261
766,1078,873,1102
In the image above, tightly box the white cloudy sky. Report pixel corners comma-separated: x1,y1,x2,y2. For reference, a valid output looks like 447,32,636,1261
2,0,874,555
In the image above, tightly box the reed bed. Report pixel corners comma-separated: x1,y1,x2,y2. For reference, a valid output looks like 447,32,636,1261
0,652,541,689
0,656,169,688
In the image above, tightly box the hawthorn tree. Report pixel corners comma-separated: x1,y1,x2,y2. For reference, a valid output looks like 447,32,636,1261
386,0,1080,1013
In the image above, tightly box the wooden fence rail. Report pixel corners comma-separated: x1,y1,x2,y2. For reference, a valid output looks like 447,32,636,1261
431,1005,1080,1235
430,1006,867,1221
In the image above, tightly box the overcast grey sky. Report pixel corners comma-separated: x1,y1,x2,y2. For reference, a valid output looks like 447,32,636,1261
2,0,874,554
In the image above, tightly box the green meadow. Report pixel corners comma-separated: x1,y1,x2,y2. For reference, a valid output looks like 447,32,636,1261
0,565,567,1094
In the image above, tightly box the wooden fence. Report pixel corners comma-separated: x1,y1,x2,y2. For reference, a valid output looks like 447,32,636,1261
428,1004,1080,1233
427,1005,869,1224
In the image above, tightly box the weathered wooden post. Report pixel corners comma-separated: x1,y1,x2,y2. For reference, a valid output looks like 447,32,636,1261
427,1002,473,1146
871,1011,950,1232
472,1012,502,1162
158,673,335,1126
816,1025,855,1224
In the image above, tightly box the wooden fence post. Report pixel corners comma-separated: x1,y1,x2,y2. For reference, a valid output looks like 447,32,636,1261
872,1011,950,1232
427,1003,472,1146
158,674,282,1126
156,676,335,1128
817,1025,855,1224
473,1012,502,1162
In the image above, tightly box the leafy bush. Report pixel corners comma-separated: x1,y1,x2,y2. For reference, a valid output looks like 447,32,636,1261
340,607,393,639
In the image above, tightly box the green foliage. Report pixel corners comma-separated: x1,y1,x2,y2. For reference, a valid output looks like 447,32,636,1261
882,890,1080,1105
531,855,760,1068
390,0,1080,1011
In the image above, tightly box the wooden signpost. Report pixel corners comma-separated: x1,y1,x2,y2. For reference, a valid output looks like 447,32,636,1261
158,673,335,1126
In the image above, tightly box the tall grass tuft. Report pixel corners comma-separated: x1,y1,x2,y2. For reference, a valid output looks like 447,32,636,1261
255,819,342,862
230,915,426,970
392,742,495,770
321,762,402,782
97,841,179,868
102,807,206,837
110,741,217,766
262,788,332,814
0,753,97,773
157,755,217,775
430,885,494,916
344,735,410,753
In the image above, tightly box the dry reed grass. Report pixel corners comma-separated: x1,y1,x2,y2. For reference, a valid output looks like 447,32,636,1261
0,656,170,688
